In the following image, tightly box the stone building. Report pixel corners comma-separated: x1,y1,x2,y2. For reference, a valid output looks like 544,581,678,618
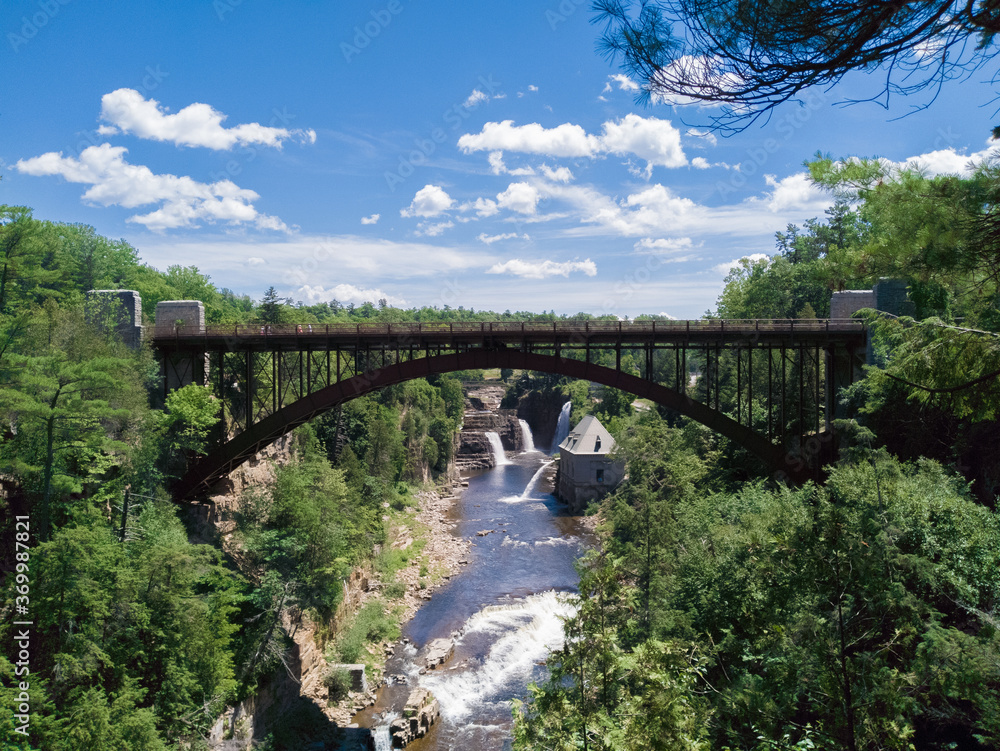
556,415,624,513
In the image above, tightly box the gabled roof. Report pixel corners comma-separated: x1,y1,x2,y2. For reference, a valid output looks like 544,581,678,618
558,415,615,455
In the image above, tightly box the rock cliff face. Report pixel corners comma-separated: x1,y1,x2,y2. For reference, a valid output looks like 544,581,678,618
516,389,568,452
456,384,523,473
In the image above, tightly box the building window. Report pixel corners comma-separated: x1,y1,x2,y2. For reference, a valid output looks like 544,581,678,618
595,436,601,451
596,468,605,484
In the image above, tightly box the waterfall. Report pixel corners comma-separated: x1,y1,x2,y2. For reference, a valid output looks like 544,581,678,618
485,432,510,466
420,591,576,722
521,460,554,501
551,401,572,452
370,711,399,751
518,419,537,453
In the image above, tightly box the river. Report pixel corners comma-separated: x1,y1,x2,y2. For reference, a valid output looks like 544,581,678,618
354,428,593,749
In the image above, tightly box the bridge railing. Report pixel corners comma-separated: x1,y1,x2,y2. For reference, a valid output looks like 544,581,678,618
151,318,867,340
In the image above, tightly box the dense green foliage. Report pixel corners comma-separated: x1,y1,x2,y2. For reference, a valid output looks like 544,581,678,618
514,159,1000,749
0,207,473,749
516,425,1000,750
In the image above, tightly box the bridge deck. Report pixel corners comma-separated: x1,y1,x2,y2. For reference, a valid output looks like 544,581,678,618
152,319,867,351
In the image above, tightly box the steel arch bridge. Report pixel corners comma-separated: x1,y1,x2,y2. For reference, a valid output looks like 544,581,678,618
151,319,868,500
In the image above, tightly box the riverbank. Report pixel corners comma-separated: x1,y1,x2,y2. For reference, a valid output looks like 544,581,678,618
324,481,472,727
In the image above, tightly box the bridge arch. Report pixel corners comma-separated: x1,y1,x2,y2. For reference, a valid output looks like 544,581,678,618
177,348,805,500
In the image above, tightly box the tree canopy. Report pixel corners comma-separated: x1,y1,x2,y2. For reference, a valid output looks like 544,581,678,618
594,0,1000,131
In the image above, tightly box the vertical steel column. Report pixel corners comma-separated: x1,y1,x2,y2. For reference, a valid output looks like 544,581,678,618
737,347,742,425
681,346,687,397
798,346,805,439
217,350,226,437
767,348,773,443
245,349,252,432
272,351,278,413
748,346,753,427
815,345,821,435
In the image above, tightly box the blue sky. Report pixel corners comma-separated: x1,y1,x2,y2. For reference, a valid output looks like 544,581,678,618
3,0,998,318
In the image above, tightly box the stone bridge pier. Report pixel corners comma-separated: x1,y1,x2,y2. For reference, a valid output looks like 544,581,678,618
155,300,210,396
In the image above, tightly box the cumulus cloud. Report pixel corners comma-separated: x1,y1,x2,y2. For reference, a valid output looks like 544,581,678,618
247,257,266,265
649,55,744,107
464,89,489,108
99,88,315,150
496,182,541,215
361,213,380,225
528,84,538,92
477,232,529,245
401,184,454,217
603,74,640,93
712,253,771,275
540,164,574,183
486,258,597,279
459,115,687,171
752,173,831,212
15,143,286,231
298,283,406,307
460,197,500,217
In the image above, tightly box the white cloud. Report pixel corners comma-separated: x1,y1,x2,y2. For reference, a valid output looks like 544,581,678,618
528,84,538,92
488,151,536,176
633,237,695,254
415,220,454,237
685,128,718,147
903,141,1000,176
459,115,687,172
540,164,574,183
605,74,640,93
15,143,286,231
457,197,500,217
649,55,744,107
477,232,529,245
99,88,315,150
486,258,597,279
400,184,454,217
361,213,380,225
247,256,266,265
298,283,406,307
712,253,771,275
460,120,600,158
464,89,489,108
600,114,686,172
753,173,830,212
496,182,541,215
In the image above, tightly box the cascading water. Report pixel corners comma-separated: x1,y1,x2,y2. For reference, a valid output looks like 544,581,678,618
520,460,553,501
551,401,572,452
518,419,537,453
485,431,511,466
421,591,575,726
370,711,398,751
353,433,594,750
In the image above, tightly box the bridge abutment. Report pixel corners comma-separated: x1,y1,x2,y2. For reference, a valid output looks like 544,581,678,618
156,300,210,396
